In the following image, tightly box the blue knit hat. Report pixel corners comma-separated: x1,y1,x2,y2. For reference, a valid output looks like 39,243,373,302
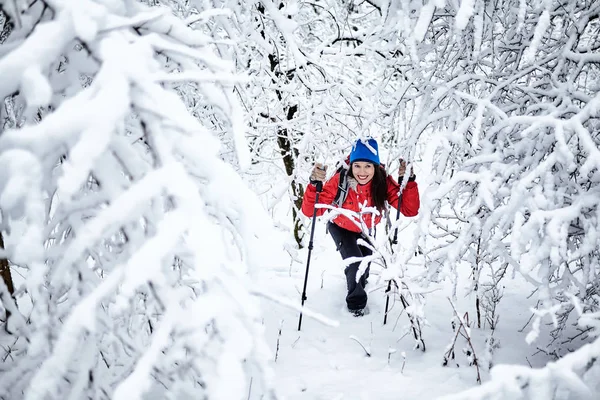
349,138,380,165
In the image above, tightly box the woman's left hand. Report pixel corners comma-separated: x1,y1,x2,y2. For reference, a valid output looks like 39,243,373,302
399,159,416,179
399,159,407,177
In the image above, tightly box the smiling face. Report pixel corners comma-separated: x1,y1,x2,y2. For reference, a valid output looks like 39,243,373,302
351,161,375,185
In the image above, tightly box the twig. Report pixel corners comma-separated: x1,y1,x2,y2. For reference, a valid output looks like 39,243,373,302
401,351,407,373
2,337,18,362
349,335,371,357
400,293,426,351
561,327,593,344
274,320,283,362
443,323,461,366
396,330,411,343
445,297,482,384
385,279,426,351
291,336,300,348
388,347,396,365
1,344,13,362
392,305,405,332
518,301,540,332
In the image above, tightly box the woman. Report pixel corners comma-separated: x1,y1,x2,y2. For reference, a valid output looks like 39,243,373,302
301,138,420,316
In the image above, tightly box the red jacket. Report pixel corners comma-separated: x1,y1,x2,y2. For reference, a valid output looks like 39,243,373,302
301,171,420,233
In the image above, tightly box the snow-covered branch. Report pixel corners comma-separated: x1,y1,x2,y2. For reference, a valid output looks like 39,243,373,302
439,331,600,400
0,1,278,398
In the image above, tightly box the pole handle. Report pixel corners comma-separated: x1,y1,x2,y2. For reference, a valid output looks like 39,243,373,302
315,180,323,192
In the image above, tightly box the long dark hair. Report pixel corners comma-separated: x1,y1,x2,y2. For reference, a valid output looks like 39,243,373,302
348,163,388,212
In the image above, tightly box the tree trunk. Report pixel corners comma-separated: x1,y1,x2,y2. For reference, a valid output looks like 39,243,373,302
0,9,15,327
267,58,305,247
0,231,15,325
256,4,306,248
276,105,305,246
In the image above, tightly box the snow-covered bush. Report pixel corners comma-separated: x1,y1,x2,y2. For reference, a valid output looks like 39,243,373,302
394,0,600,354
0,1,275,398
439,310,600,400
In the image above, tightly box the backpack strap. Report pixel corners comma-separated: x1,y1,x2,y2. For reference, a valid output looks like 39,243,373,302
332,167,349,208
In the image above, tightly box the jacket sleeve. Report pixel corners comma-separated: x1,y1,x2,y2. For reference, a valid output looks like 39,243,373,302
301,172,339,217
386,175,420,217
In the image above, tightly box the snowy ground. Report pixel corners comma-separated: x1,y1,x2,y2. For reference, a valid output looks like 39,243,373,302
253,216,554,400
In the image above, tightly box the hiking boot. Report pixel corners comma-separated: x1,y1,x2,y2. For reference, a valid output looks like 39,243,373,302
349,307,368,317
352,309,365,317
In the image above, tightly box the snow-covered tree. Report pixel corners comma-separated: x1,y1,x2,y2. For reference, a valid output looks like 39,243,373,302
394,0,600,355
0,1,276,398
233,1,403,247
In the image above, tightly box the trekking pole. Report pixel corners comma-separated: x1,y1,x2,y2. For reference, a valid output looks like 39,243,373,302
384,173,403,325
298,180,323,331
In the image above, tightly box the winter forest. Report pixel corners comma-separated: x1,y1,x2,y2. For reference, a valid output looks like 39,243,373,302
0,0,599,399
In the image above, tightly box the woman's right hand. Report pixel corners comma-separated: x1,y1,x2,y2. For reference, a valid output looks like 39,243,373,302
310,163,327,183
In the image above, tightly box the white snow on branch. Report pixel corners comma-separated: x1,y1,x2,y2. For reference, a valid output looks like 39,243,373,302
413,3,436,43
456,0,476,30
522,9,550,65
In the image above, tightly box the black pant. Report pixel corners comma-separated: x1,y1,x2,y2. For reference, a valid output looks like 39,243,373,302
327,222,372,311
